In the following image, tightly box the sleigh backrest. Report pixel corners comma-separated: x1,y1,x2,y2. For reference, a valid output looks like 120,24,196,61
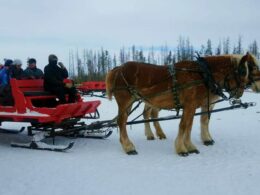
10,79,55,113
11,79,44,91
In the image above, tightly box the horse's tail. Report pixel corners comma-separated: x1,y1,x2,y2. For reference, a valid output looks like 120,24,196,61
106,67,119,100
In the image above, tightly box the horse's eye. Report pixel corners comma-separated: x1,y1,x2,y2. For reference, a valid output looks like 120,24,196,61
239,68,247,76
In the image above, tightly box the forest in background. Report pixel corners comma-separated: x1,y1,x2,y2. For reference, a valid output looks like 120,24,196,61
68,36,259,83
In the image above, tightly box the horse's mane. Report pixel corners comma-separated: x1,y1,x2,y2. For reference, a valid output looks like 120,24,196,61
248,54,260,68
228,54,259,68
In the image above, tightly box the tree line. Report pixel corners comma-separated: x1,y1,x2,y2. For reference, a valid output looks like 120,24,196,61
69,37,259,83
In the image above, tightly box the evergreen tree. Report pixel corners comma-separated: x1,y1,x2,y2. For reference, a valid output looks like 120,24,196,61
199,45,205,56
119,47,126,64
85,50,94,80
113,54,117,68
205,39,213,56
233,36,243,54
177,37,193,61
69,37,259,81
105,50,112,72
148,46,157,64
68,49,75,78
223,37,230,54
249,40,259,58
138,50,146,62
215,41,222,55
165,51,173,65
132,45,137,61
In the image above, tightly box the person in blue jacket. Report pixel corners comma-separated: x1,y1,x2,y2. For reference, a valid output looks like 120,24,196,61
0,59,14,106
0,59,12,86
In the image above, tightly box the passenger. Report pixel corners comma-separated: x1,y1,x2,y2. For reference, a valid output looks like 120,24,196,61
10,59,24,79
0,59,12,86
23,58,44,79
0,59,14,106
44,54,77,104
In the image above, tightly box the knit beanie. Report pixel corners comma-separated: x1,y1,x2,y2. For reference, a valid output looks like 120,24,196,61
4,59,13,66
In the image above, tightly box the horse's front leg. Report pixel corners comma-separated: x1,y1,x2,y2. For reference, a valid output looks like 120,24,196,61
143,104,155,140
175,107,198,156
118,106,138,155
200,104,215,146
151,108,166,139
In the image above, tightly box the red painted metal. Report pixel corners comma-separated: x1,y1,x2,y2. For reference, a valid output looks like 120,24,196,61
0,79,101,124
77,81,106,94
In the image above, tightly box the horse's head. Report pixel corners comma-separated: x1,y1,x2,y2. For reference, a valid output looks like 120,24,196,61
223,53,253,99
243,52,260,93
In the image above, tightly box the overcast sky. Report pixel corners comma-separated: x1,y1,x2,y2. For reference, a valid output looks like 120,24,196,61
0,0,259,69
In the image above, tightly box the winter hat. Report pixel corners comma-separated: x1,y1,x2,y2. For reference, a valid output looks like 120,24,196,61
4,59,13,67
28,58,36,64
13,59,22,65
48,54,58,62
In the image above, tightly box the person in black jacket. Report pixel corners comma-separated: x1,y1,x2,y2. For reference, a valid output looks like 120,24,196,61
11,59,24,79
44,54,77,104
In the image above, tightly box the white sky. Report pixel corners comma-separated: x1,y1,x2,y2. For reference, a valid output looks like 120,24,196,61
0,0,259,69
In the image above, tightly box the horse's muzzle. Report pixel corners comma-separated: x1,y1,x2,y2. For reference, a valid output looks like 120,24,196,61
251,82,260,93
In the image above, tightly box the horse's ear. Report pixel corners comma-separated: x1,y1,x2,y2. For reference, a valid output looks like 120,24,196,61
246,51,253,56
238,54,249,77
240,53,249,64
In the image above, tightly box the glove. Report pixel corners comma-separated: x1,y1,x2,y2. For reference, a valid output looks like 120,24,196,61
65,83,73,88
58,62,65,69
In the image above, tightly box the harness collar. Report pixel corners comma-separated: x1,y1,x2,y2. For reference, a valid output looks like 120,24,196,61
195,56,228,99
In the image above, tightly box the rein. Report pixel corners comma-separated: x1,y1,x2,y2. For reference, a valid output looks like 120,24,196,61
167,64,181,115
118,67,204,106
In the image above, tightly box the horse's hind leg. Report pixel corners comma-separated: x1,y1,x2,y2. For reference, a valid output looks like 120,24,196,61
200,104,215,146
175,107,198,156
143,105,155,140
117,98,137,155
151,108,166,139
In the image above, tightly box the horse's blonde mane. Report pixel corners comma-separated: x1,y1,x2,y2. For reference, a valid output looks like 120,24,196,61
229,54,243,67
229,53,259,68
228,54,249,78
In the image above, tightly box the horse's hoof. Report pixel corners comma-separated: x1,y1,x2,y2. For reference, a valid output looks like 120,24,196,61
204,140,215,146
189,149,200,154
127,150,138,155
147,136,155,140
178,152,189,157
158,135,167,140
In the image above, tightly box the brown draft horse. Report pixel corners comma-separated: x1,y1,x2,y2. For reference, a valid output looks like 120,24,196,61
106,53,257,156
143,53,260,146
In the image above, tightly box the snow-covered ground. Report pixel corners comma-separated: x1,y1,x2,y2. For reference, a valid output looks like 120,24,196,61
0,92,260,195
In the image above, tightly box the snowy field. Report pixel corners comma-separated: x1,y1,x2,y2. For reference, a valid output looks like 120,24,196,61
0,92,260,195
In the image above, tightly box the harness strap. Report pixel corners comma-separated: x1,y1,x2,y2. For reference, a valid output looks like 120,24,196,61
195,55,228,119
168,65,182,115
120,72,145,101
